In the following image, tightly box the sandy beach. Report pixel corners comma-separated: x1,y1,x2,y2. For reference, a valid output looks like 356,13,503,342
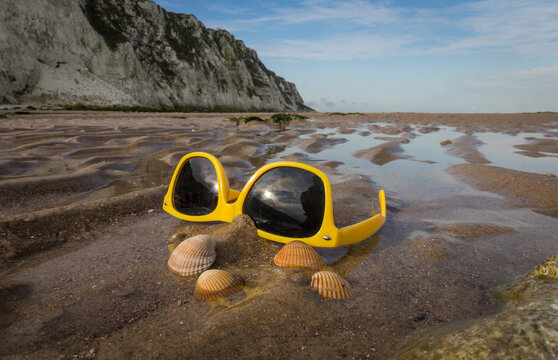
1,111,557,359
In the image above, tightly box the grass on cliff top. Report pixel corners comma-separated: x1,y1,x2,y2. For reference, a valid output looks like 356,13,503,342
61,103,287,113
228,113,308,130
0,110,34,118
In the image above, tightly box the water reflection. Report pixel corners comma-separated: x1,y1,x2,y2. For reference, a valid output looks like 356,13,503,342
174,157,219,215
243,167,325,238
476,132,558,175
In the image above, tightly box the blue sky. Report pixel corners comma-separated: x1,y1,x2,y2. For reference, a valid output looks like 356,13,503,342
155,0,558,113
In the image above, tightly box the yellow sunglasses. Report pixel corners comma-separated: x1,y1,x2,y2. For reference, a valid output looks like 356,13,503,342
163,152,386,248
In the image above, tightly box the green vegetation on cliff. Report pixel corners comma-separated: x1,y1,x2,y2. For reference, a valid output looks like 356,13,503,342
81,0,131,50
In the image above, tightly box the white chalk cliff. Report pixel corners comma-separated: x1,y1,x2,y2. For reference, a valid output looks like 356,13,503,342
0,0,311,111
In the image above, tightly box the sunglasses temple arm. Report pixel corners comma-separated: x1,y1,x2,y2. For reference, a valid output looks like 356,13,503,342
379,189,386,217
337,190,386,246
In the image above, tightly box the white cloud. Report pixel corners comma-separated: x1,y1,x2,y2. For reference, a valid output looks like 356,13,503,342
270,0,399,26
214,0,401,28
469,64,558,88
219,0,558,60
307,98,336,108
257,33,413,60
205,3,253,15
425,0,558,55
307,98,371,112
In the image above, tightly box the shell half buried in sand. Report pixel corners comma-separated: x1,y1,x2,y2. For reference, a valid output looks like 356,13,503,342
167,234,216,276
273,240,326,269
311,271,354,299
194,269,244,300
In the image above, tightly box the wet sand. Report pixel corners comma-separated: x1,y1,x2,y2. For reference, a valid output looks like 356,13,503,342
0,111,557,359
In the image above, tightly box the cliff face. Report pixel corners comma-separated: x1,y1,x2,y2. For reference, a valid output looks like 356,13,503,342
0,0,310,111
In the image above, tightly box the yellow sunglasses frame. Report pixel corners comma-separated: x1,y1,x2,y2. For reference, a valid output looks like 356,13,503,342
163,152,386,248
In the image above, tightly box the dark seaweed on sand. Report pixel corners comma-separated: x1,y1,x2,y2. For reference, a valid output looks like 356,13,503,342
227,113,307,130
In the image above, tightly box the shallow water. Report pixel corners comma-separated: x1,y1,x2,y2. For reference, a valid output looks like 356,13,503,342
276,120,557,269
276,121,558,179
271,123,495,208
0,112,557,359
476,131,558,175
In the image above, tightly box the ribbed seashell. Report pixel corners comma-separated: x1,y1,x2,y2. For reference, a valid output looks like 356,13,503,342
194,269,244,300
311,271,354,299
273,241,326,269
167,234,216,276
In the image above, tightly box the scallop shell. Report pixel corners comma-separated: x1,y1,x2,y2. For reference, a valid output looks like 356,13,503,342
310,271,354,299
167,234,216,276
194,269,244,300
273,241,326,269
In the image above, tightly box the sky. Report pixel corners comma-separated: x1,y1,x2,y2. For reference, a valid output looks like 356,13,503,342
154,0,558,113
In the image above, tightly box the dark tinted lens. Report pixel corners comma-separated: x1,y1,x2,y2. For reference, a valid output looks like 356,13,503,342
173,157,219,215
243,167,325,238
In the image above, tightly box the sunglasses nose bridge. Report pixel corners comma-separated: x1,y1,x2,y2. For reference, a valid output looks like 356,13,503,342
212,200,239,223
